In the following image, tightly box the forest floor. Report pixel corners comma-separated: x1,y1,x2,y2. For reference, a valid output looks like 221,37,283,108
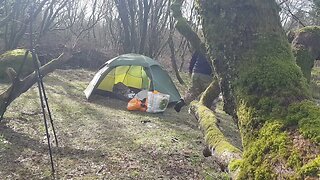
0,67,318,180
0,69,240,180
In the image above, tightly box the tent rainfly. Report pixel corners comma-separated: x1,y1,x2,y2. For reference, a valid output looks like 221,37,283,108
84,54,181,103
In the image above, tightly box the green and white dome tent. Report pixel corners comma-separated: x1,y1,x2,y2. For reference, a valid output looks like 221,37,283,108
84,53,181,103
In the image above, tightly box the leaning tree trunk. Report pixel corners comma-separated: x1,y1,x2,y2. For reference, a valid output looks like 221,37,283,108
171,0,203,53
168,34,185,85
171,0,240,171
197,0,320,179
171,0,225,115
168,18,185,85
0,50,73,119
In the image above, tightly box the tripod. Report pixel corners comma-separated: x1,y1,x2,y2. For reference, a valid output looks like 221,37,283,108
31,48,59,175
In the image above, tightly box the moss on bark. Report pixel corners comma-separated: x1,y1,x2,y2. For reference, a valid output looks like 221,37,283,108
293,46,314,82
200,77,220,108
287,100,320,143
299,155,320,177
171,0,203,52
292,26,320,82
235,100,320,179
190,101,241,169
0,49,33,81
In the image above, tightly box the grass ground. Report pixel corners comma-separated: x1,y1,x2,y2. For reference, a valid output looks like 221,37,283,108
2,67,317,179
0,69,226,179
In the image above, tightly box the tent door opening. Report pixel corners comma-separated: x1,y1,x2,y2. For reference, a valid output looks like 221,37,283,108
97,65,151,92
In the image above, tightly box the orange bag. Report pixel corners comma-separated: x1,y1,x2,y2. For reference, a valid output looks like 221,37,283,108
127,98,141,111
127,98,147,112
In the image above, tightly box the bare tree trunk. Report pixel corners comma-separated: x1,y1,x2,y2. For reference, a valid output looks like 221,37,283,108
168,30,185,84
138,0,151,54
114,0,132,53
128,0,138,52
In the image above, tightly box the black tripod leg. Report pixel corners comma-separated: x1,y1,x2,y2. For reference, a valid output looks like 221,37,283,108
39,80,59,147
36,76,55,174
31,50,55,175
29,4,56,176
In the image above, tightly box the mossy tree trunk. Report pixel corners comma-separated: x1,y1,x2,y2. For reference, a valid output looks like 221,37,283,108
171,0,203,53
197,0,320,179
291,26,320,82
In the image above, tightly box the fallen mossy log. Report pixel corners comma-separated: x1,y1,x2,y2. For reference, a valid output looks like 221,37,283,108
189,79,241,177
189,101,242,166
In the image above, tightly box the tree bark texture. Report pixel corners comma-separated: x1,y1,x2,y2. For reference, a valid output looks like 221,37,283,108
168,33,185,85
114,0,132,53
198,0,319,179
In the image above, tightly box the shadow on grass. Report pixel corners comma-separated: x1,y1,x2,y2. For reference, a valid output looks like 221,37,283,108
0,122,113,178
0,120,213,179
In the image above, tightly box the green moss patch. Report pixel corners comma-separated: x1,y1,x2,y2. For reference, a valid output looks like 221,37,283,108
236,100,320,179
0,49,33,81
297,26,320,34
237,121,289,178
293,46,314,82
287,100,320,143
299,155,320,177
196,104,240,154
235,35,310,119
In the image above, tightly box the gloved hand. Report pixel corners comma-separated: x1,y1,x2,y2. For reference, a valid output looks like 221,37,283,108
174,99,186,112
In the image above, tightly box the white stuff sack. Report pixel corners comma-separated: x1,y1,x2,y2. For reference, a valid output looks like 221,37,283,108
146,91,170,113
